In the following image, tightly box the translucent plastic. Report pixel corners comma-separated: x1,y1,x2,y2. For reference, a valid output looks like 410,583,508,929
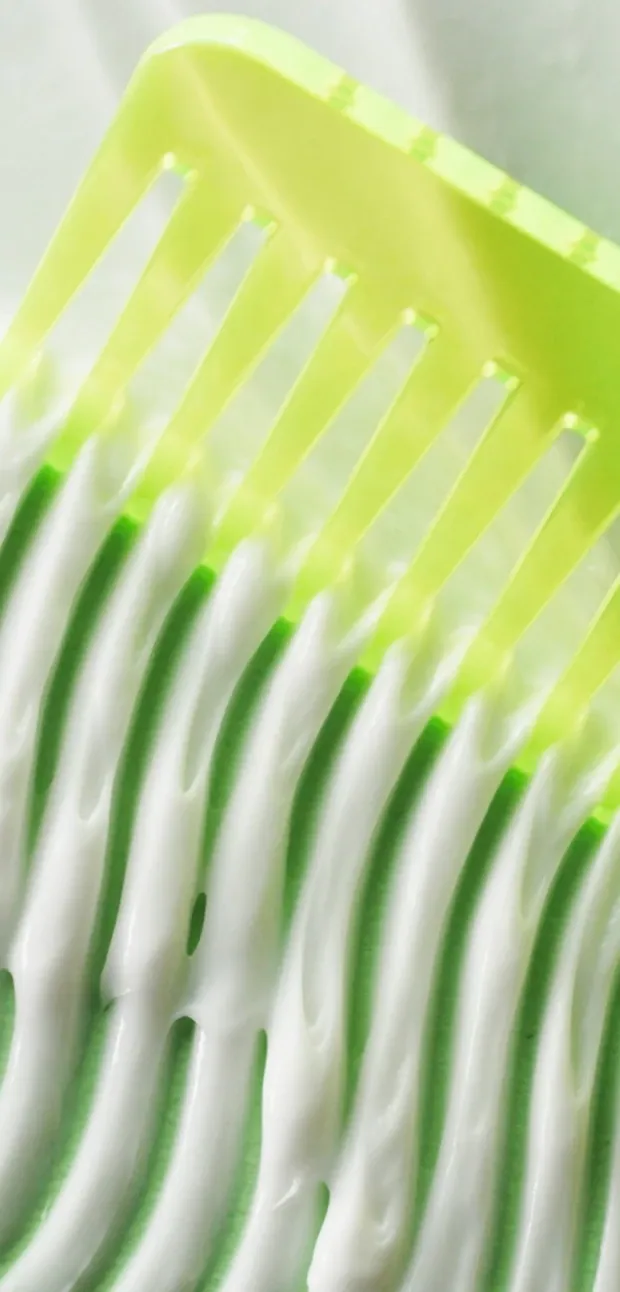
2,15,620,803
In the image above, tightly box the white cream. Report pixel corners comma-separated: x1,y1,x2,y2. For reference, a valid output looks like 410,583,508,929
213,634,459,1292
0,431,145,959
0,392,62,547
593,891,620,1292
0,477,209,1242
308,692,531,1292
505,810,620,1292
403,744,609,1292
186,591,371,1034
111,591,373,1292
111,1025,260,1292
0,539,285,1292
0,455,612,1292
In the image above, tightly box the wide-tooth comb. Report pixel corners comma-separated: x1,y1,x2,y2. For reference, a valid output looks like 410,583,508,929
2,14,620,808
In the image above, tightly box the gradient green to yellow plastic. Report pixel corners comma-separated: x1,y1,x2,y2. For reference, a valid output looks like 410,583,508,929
2,15,620,804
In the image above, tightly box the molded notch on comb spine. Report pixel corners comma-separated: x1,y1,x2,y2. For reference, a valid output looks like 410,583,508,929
214,282,399,559
57,178,242,457
137,229,321,514
371,383,564,665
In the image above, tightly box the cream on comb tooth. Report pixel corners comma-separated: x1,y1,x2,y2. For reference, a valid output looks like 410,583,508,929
0,431,148,960
212,636,458,1292
505,808,620,1292
112,590,374,1292
0,538,285,1292
404,746,608,1292
0,478,208,1241
308,693,531,1292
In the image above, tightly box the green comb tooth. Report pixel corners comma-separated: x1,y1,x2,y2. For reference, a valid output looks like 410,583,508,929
55,179,242,464
298,327,480,598
452,438,620,718
371,385,564,660
215,282,398,555
137,229,322,513
476,439,620,659
402,385,564,594
531,578,620,756
0,122,165,402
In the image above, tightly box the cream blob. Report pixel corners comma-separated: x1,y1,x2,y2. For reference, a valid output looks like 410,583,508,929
0,477,209,1242
307,691,532,1292
0,539,285,1292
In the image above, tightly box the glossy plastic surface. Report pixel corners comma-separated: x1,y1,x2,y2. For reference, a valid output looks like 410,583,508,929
2,15,620,799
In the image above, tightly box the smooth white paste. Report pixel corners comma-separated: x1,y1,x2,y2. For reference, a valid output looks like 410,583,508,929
404,743,612,1292
112,590,376,1292
0,476,209,1241
307,691,533,1292
505,804,620,1292
0,450,614,1292
214,633,460,1292
593,901,620,1292
0,538,285,1292
0,394,61,547
0,431,143,960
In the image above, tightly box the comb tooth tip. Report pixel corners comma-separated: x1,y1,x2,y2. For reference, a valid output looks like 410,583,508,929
14,351,57,427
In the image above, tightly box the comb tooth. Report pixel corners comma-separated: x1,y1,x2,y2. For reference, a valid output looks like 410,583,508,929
62,180,240,444
215,282,397,547
301,329,478,590
374,384,562,650
532,579,620,751
475,439,620,661
0,125,164,399
138,230,320,500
